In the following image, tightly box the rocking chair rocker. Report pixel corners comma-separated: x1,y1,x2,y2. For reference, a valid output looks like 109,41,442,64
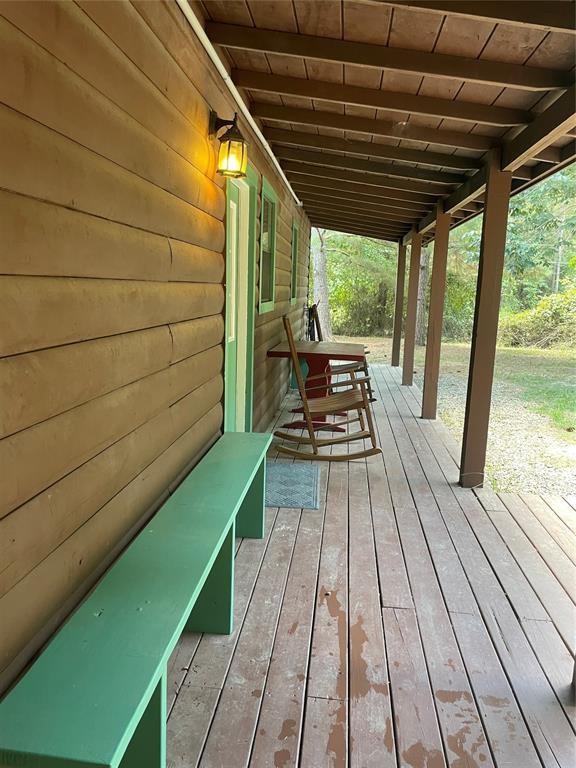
274,316,382,462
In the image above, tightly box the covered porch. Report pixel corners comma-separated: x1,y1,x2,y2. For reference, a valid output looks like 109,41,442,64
167,365,575,767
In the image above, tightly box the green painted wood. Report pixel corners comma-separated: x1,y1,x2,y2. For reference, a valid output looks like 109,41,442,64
187,523,235,635
0,432,271,768
224,179,240,433
244,164,258,432
119,674,166,768
258,176,278,315
236,461,266,539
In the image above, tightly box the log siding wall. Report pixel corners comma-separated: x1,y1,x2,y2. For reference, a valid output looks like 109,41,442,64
0,0,310,691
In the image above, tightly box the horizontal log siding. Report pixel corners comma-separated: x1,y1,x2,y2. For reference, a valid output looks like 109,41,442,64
0,0,309,690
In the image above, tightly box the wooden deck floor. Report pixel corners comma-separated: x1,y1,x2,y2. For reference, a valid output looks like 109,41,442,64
166,364,576,768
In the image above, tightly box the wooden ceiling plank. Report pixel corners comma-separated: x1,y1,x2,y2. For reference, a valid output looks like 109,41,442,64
379,2,576,34
253,102,496,150
234,70,532,125
310,217,406,236
207,22,570,89
306,212,409,232
263,126,483,169
274,145,464,184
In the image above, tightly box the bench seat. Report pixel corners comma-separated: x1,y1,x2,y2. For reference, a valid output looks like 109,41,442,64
0,431,271,768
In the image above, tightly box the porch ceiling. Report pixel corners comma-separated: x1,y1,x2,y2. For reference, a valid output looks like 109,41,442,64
195,0,576,242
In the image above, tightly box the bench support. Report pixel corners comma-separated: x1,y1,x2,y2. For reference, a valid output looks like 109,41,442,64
236,461,266,539
120,673,166,768
186,523,234,635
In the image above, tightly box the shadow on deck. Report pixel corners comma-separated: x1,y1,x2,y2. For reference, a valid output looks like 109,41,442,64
166,364,575,768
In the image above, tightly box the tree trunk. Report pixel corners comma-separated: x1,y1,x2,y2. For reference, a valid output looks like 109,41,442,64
312,228,333,339
415,244,430,346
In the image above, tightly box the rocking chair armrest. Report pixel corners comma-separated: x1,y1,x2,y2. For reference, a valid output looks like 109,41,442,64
304,376,372,393
305,363,366,382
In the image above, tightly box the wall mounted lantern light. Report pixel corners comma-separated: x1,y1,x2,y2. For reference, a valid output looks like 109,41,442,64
210,111,248,178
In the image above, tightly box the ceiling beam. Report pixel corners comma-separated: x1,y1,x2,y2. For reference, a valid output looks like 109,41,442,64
304,202,419,225
263,127,483,170
280,156,451,195
310,221,398,241
501,86,576,172
379,2,576,34
208,23,570,90
294,190,426,219
406,86,576,244
310,217,406,238
252,103,495,151
289,173,484,211
234,70,531,126
285,166,483,211
291,181,432,213
309,208,407,228
274,145,464,185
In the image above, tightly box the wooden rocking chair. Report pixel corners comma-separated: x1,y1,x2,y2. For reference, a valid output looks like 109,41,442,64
310,303,375,402
274,316,382,461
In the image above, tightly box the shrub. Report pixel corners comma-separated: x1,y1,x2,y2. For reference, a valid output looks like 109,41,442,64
499,289,576,348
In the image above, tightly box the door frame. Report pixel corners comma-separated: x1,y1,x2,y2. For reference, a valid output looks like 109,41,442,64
224,165,258,432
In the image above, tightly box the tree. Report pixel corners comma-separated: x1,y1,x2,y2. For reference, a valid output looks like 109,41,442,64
311,228,333,339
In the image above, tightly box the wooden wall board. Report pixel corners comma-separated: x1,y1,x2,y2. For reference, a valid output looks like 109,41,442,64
0,0,310,695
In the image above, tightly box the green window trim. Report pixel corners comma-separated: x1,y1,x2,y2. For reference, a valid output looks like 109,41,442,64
258,177,278,315
290,221,299,305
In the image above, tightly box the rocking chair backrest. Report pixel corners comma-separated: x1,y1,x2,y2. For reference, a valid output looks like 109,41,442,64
282,315,309,403
311,304,324,341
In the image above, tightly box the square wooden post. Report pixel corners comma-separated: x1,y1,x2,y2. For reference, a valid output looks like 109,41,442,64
391,243,407,367
460,155,512,488
421,209,451,419
402,232,422,386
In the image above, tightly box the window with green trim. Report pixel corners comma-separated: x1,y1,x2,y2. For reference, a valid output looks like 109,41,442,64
259,179,277,313
290,222,299,304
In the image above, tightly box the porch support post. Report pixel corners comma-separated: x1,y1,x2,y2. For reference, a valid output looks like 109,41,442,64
421,207,451,419
402,232,422,386
460,153,512,488
391,243,407,367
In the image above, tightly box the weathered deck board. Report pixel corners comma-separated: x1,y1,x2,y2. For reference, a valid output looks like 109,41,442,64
167,365,575,767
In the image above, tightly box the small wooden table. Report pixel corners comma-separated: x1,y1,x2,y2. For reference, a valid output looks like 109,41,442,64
267,340,366,431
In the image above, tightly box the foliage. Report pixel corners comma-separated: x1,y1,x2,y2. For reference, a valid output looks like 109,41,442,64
313,164,576,343
498,288,576,348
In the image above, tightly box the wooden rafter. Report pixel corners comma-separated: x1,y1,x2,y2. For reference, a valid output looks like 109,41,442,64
234,71,531,126
295,188,422,221
291,182,432,214
284,164,454,204
252,103,496,151
310,221,397,241
304,204,418,226
281,158,450,196
208,23,570,90
274,146,463,185
380,2,576,34
263,127,483,171
309,210,407,231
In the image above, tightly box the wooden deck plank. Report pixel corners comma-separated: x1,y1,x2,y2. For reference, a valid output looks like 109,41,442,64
249,474,327,768
165,364,576,767
348,461,396,767
376,365,568,767
520,493,576,566
383,607,446,768
197,509,300,767
499,492,576,602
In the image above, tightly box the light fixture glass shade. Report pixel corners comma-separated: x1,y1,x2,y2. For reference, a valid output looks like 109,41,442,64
217,134,248,178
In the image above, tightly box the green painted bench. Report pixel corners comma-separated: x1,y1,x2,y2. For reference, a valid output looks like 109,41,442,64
0,431,271,768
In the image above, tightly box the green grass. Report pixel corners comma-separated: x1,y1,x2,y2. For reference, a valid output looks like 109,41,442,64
336,335,576,436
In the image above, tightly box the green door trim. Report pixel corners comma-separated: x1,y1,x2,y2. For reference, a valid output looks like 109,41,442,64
224,167,258,433
224,180,240,433
244,164,258,432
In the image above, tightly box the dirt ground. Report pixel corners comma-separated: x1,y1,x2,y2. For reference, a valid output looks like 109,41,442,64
336,335,576,495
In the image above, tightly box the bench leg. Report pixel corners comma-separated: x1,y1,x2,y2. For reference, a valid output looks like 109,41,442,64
235,461,266,539
120,673,166,768
186,523,234,635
